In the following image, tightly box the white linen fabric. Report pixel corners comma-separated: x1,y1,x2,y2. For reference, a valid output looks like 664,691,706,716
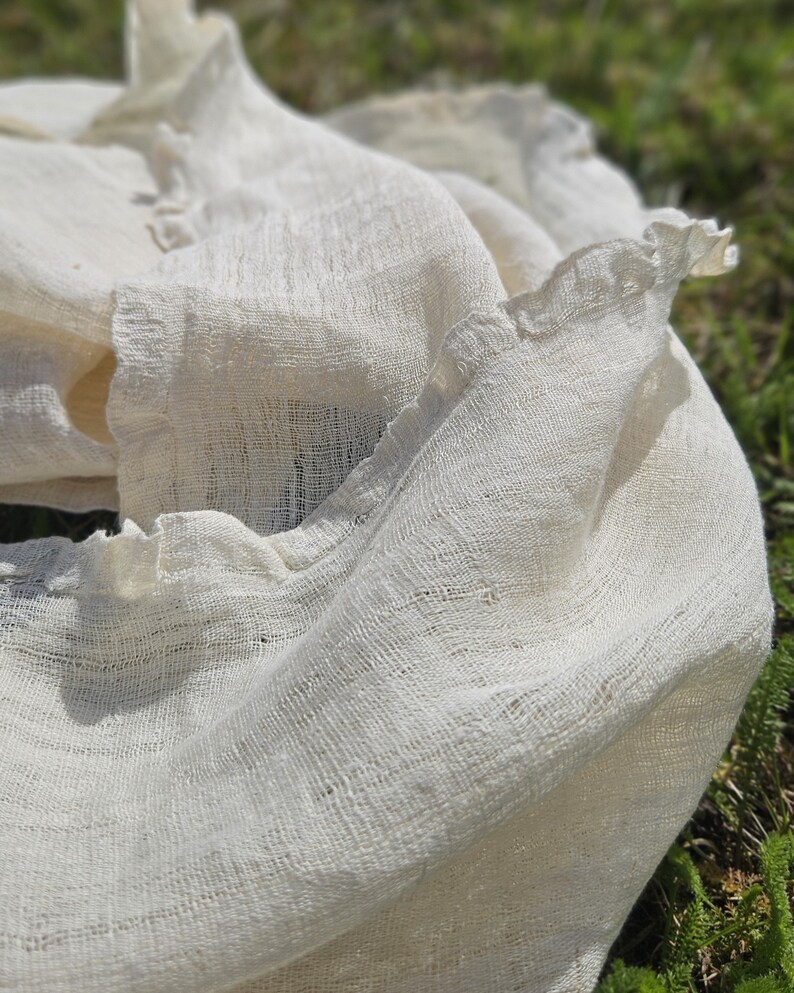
0,3,772,992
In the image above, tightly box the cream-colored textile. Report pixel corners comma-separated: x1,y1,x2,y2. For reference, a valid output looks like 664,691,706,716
0,3,772,992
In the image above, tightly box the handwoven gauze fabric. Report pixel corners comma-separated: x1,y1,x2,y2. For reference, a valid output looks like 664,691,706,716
0,3,773,993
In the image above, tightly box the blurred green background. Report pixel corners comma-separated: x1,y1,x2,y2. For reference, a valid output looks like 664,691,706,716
0,1,792,988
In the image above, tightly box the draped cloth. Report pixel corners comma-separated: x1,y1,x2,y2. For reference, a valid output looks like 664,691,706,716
0,3,772,991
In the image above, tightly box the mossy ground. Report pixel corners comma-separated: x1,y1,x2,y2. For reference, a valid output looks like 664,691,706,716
1,1,792,987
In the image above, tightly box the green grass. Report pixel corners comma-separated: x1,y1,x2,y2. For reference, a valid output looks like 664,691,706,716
1,0,792,987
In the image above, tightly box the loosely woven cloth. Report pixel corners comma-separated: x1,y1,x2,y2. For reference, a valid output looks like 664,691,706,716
0,3,773,992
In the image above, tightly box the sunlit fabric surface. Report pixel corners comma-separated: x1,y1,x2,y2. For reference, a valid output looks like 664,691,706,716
0,3,772,991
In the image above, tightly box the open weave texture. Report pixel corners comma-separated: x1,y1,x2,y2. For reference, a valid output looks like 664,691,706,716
0,3,773,992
